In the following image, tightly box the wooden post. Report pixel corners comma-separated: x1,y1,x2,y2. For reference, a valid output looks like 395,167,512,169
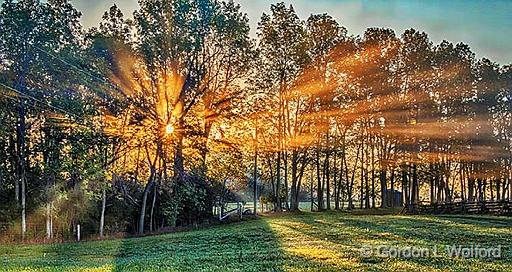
77,224,81,242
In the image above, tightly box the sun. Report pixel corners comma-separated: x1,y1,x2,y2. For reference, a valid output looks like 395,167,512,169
166,124,175,135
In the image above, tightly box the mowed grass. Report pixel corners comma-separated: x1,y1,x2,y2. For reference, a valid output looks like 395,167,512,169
1,212,511,272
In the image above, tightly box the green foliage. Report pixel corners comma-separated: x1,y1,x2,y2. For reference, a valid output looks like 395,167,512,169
162,174,212,227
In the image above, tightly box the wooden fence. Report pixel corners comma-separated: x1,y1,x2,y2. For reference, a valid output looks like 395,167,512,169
404,200,512,216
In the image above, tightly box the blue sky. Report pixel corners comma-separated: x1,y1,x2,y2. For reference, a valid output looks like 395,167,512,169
2,0,511,63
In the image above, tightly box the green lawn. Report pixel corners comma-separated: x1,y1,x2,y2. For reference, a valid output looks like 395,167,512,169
1,212,511,271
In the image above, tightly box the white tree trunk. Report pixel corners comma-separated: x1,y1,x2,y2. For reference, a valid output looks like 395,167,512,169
46,202,52,239
21,176,26,240
139,182,152,235
149,185,156,232
50,203,53,238
99,187,106,237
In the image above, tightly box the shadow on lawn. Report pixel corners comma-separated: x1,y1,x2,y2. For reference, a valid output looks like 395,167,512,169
110,217,347,272
4,212,511,271
110,219,288,271
274,211,512,271
1,237,125,270
282,211,512,247
2,217,341,271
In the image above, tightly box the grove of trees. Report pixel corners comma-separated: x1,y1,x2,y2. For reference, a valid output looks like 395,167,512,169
0,0,511,242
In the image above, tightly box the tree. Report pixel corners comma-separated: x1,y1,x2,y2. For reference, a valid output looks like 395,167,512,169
257,2,308,211
304,14,347,211
90,0,256,234
0,0,82,240
355,28,400,207
87,4,134,237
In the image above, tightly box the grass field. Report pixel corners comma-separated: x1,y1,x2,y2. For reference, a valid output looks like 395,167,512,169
1,212,511,271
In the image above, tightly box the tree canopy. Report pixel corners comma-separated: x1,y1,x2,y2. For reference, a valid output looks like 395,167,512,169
0,0,511,242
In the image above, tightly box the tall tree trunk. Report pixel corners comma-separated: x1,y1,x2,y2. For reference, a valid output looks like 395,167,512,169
468,177,475,202
482,179,487,201
98,145,108,237
380,167,387,208
275,151,282,212
347,143,362,210
430,164,435,204
46,201,52,239
99,187,106,237
345,154,352,210
310,170,314,211
490,179,494,200
360,143,364,209
364,151,370,209
502,164,509,200
316,150,323,211
333,151,339,210
411,164,418,204
496,178,500,201
139,180,154,235
460,164,466,202
290,151,299,211
17,101,27,240
8,135,19,204
267,156,276,208
296,158,306,210
402,166,409,206
14,145,19,204
325,151,331,210
253,132,258,215
139,149,157,235
436,165,442,203
149,181,157,232
284,151,289,210
370,142,375,209
390,169,395,207
445,176,452,203
477,178,483,202
44,146,55,240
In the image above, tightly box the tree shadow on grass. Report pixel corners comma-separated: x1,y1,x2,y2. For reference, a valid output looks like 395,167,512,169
272,211,512,271
112,217,363,272
0,237,125,271
3,213,510,271
111,220,287,272
2,217,344,271
279,211,512,248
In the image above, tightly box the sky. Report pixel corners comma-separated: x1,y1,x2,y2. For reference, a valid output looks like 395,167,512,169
2,0,511,64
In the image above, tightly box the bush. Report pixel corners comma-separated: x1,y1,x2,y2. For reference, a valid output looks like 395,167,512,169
161,173,215,227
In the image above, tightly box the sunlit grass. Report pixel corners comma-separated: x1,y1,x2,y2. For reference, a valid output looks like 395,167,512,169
1,212,511,271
